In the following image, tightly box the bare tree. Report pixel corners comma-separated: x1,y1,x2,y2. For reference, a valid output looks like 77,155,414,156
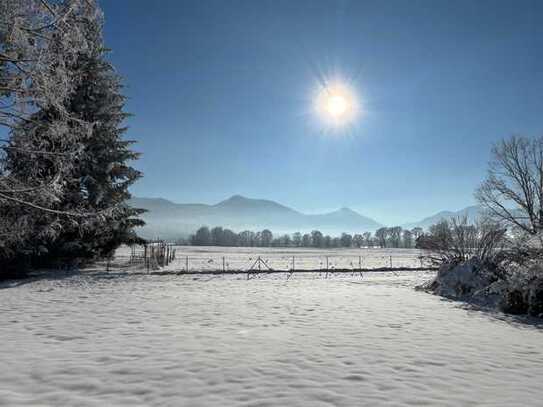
362,231,372,247
411,227,423,241
311,230,323,248
388,226,402,248
476,135,543,235
340,233,352,248
260,229,273,247
417,217,506,266
402,229,413,248
352,234,363,248
375,227,388,248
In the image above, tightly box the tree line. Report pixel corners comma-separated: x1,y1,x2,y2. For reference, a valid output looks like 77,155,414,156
1,1,143,274
189,226,425,248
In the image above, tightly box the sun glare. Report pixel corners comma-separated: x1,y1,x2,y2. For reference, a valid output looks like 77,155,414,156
326,95,348,117
315,81,359,128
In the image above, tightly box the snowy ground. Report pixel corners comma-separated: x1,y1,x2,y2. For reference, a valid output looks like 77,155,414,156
115,245,429,272
1,269,543,406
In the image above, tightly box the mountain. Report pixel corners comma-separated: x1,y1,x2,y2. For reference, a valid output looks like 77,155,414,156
129,195,383,240
402,205,483,230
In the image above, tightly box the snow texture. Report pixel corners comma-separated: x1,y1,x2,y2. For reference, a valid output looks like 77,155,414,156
1,270,543,406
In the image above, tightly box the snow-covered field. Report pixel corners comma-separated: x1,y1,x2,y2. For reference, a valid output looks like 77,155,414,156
115,245,429,271
2,268,543,406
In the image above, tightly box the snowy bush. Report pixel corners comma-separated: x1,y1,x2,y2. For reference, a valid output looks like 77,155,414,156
417,217,506,268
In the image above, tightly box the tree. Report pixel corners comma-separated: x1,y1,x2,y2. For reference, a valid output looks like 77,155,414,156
388,226,402,248
402,229,413,248
411,227,423,240
260,229,273,247
311,230,324,248
0,0,95,211
60,5,143,257
8,1,143,262
352,234,363,248
191,226,211,246
238,230,255,246
292,232,302,247
476,135,543,236
255,231,262,246
417,217,506,266
1,0,97,263
222,229,238,246
375,227,388,248
363,232,372,247
340,233,353,248
280,234,291,247
302,233,312,247
1,0,144,266
211,227,224,246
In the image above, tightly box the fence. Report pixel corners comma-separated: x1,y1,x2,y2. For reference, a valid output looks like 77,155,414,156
111,241,176,271
170,254,429,273
112,245,434,274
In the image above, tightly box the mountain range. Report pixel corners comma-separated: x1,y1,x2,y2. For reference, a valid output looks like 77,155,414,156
401,205,483,230
129,195,383,240
129,195,485,240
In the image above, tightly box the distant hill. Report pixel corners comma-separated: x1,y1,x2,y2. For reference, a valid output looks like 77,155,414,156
402,205,484,230
129,195,384,240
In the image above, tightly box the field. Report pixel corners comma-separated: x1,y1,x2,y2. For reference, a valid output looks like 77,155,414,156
3,269,543,406
114,245,429,273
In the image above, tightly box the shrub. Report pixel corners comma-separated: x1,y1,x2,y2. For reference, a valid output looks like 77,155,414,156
417,216,507,268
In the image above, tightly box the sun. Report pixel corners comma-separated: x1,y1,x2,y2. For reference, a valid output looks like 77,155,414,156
326,94,348,117
315,81,359,127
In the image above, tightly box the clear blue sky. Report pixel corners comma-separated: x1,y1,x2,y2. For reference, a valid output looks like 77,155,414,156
101,0,542,225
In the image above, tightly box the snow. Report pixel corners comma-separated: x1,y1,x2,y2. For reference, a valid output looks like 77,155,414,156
1,268,543,406
115,246,429,272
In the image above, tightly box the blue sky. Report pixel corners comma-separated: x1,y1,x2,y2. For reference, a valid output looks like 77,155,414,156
101,0,542,225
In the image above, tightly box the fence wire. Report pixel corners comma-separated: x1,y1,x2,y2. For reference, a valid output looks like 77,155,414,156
113,245,431,273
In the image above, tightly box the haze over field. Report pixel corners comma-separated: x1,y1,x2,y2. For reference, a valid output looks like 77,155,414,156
131,195,484,239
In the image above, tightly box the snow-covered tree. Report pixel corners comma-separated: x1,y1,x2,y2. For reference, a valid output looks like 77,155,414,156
1,0,95,264
1,0,144,266
35,1,144,260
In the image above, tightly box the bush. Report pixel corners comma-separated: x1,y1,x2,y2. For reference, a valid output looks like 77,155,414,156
500,263,543,317
417,217,507,269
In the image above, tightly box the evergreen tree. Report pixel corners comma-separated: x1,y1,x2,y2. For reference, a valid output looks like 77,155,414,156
47,2,144,259
4,0,144,264
1,0,100,267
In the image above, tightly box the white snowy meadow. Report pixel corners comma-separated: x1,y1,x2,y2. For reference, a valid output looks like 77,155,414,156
1,268,542,406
